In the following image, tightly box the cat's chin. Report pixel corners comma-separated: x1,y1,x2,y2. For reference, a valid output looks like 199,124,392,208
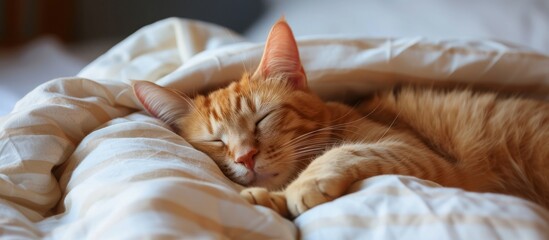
231,165,287,190
236,170,256,186
246,172,284,190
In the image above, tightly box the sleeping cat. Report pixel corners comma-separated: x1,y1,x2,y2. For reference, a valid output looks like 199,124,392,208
133,19,549,218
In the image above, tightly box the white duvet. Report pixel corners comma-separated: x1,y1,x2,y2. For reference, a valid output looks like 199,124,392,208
2,18,549,239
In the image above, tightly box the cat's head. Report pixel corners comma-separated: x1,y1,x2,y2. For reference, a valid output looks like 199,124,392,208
133,19,331,190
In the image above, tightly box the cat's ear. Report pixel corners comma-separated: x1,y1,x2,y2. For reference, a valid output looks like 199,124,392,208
132,81,190,130
254,17,308,90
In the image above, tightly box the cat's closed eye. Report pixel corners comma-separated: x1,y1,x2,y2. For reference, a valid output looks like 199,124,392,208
205,140,225,147
255,112,272,127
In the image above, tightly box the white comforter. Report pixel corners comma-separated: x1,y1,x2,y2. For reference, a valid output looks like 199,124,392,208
2,18,549,239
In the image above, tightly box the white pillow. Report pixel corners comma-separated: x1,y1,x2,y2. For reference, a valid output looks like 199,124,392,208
247,0,549,55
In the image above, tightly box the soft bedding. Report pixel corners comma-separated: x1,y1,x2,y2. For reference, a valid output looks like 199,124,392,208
2,18,549,239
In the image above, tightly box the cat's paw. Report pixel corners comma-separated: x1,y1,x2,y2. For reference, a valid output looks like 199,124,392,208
285,173,351,218
240,187,289,217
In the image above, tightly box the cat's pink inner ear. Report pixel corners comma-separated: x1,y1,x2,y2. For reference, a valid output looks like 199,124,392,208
132,81,189,128
256,17,307,90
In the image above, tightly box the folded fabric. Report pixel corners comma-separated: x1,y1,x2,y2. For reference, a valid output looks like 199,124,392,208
1,18,549,239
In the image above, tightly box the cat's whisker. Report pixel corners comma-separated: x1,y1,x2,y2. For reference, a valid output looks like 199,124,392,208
278,126,356,149
171,89,210,124
376,109,401,143
272,139,340,159
310,100,382,127
286,143,335,152
273,141,329,154
285,149,330,158
276,134,334,151
279,124,352,146
272,137,342,158
316,102,365,125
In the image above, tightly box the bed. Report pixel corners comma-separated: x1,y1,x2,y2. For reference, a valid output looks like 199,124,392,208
2,2,549,239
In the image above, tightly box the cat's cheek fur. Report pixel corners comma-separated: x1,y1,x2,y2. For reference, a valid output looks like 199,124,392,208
247,136,304,190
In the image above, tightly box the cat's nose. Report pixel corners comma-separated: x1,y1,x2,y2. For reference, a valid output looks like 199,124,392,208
235,147,258,170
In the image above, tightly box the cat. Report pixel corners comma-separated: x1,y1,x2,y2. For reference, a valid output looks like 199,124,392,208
133,18,549,219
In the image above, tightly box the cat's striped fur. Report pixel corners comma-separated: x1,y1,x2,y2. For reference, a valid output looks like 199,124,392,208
134,19,549,218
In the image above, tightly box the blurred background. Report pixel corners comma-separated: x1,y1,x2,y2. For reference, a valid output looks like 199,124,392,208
1,0,548,115
0,0,265,115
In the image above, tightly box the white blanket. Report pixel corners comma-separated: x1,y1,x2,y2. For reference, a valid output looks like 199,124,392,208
2,18,549,239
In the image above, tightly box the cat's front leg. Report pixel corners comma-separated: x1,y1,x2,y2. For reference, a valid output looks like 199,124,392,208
240,188,290,218
284,141,449,217
283,147,356,217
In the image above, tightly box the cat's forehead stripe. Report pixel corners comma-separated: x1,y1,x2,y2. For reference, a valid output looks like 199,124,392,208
203,96,211,108
206,118,214,134
228,94,239,112
245,97,256,113
235,96,242,112
232,82,241,93
210,106,221,121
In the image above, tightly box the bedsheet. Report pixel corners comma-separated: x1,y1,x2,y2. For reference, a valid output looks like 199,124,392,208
1,18,549,239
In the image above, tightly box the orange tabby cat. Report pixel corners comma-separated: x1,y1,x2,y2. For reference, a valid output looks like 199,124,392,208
133,19,549,218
